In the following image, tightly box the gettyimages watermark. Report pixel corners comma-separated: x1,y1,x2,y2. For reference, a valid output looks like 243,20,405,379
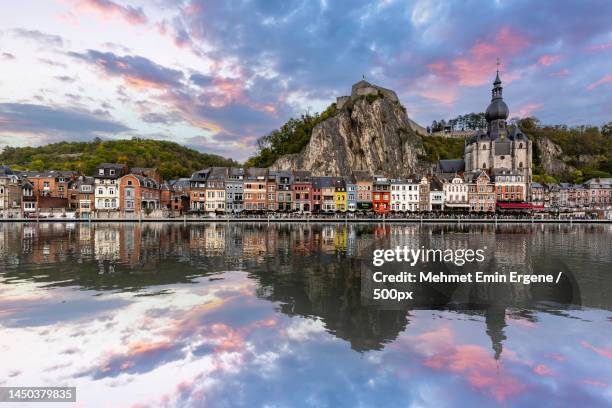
360,243,582,310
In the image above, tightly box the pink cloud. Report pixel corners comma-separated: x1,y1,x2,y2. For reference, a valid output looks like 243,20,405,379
550,68,569,78
546,353,565,362
425,27,529,88
581,378,609,388
422,344,526,402
587,74,612,91
533,364,556,376
588,42,612,52
580,340,612,358
538,54,561,66
76,0,148,25
516,103,543,118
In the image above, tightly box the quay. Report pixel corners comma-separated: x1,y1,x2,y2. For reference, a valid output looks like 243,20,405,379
1,216,610,224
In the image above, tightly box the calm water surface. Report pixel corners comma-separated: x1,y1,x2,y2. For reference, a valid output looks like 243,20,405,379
0,222,610,407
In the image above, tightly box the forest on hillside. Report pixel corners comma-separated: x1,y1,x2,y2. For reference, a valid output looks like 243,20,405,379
0,138,238,180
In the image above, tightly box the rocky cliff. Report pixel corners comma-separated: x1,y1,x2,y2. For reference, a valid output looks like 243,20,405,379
270,81,427,177
535,137,574,175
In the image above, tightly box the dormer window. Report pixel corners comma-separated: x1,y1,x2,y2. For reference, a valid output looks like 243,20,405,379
110,170,115,175
99,169,104,175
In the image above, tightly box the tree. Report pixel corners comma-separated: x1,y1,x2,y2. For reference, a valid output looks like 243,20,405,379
570,169,583,184
30,159,45,171
602,122,612,138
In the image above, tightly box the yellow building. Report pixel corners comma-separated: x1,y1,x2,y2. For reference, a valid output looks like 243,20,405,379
334,178,347,212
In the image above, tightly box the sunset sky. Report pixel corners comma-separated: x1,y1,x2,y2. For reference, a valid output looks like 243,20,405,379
1,0,611,161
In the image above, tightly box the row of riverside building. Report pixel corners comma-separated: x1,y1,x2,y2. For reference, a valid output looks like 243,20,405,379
0,164,610,218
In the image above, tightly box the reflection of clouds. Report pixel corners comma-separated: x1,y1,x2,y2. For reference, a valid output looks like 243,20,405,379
580,341,612,359
423,344,525,401
1,271,611,406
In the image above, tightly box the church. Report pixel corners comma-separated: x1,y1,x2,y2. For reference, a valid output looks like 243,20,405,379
462,69,533,183
438,68,533,187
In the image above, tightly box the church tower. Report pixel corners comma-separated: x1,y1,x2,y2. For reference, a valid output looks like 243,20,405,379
485,63,509,140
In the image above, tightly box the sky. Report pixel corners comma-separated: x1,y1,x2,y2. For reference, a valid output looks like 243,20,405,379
0,0,611,162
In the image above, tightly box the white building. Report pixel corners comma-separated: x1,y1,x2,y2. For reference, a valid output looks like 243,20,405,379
441,175,469,211
94,163,126,213
390,179,420,212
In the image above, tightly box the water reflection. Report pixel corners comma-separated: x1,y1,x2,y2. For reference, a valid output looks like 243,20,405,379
0,223,610,407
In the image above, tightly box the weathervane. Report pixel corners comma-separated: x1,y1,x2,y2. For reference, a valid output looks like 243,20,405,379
496,57,500,74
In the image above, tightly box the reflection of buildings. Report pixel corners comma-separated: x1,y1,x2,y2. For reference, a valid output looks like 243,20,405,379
0,223,609,355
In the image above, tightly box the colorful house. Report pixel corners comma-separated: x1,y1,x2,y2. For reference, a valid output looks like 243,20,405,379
373,175,390,213
334,177,347,212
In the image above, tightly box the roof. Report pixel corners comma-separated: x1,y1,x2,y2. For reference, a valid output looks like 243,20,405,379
246,167,268,179
20,170,77,179
190,168,211,182
208,167,229,180
0,165,14,176
463,171,489,183
229,167,244,177
312,176,334,188
438,159,465,173
429,177,444,191
125,174,159,188
491,168,518,176
97,163,127,169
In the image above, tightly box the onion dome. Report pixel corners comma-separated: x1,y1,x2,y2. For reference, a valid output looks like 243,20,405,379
485,70,509,122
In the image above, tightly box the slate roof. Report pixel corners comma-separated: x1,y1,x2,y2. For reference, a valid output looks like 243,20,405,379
438,159,465,173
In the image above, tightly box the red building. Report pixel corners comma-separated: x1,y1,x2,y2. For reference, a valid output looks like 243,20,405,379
292,170,312,212
118,174,161,214
373,176,390,214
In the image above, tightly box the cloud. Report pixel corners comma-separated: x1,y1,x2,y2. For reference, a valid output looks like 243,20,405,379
538,54,561,66
586,74,612,91
141,111,184,125
75,0,148,25
426,27,529,87
55,75,76,83
10,28,63,47
69,50,184,89
0,103,130,139
587,41,612,52
2,52,15,60
515,103,543,118
550,68,569,78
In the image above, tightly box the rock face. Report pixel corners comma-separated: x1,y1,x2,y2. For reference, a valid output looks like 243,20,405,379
535,137,574,175
271,81,427,177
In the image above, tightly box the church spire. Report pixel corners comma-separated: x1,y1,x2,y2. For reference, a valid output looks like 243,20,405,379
492,58,503,100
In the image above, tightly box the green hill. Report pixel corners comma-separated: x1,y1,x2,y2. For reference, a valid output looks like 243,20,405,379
0,138,239,180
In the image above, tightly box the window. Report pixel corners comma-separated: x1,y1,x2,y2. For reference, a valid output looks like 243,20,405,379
482,145,487,150
482,163,486,168
519,162,523,168
99,169,104,175
519,143,523,148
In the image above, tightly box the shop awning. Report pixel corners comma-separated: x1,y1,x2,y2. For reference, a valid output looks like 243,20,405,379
496,202,542,209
